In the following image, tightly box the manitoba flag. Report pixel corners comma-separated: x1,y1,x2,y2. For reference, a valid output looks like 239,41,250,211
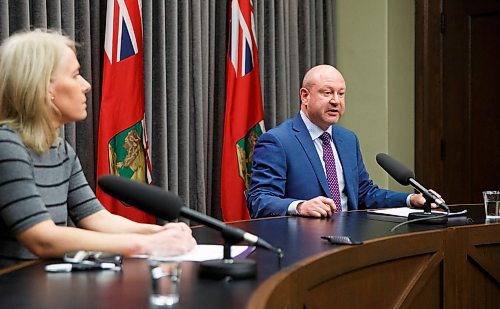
96,0,155,223
221,0,265,221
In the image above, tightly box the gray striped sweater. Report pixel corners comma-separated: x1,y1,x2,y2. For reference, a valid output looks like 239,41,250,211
0,125,103,266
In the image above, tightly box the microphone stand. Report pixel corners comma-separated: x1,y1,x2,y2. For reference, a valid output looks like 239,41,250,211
407,185,448,224
198,229,257,279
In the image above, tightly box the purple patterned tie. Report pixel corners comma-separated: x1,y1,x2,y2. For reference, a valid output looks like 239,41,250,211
319,132,342,212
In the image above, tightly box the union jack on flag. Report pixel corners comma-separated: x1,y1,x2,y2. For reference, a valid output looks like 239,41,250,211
229,0,258,78
104,0,141,64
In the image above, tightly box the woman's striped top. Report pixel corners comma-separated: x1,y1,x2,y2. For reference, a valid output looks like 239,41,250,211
0,125,103,264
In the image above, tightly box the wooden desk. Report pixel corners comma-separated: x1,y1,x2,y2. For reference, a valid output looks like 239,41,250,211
248,220,500,308
0,205,498,308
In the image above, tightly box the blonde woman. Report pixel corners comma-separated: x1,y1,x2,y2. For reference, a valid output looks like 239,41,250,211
0,30,196,268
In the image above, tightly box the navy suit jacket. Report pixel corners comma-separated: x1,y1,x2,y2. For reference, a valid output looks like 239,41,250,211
247,113,409,218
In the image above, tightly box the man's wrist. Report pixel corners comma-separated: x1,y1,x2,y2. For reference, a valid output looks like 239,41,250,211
288,200,304,215
406,194,414,207
296,202,303,215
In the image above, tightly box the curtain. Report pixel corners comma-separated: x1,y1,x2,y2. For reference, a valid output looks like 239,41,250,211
0,0,336,220
0,0,103,202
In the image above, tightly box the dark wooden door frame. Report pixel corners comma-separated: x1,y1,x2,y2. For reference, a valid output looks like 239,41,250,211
415,0,444,192
416,0,500,203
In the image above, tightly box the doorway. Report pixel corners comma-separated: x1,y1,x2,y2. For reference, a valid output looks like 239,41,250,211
416,0,500,203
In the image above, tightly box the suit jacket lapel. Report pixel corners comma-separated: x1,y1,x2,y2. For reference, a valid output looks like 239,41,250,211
292,114,330,197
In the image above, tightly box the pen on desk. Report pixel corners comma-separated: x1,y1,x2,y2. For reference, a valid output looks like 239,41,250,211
45,262,120,273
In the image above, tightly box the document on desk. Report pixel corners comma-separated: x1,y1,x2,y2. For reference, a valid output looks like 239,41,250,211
367,207,467,217
144,245,256,262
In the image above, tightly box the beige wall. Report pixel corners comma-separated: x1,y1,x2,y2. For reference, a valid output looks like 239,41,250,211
336,0,414,192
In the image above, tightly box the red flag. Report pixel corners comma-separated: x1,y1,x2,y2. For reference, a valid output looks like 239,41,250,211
96,0,155,223
221,0,265,221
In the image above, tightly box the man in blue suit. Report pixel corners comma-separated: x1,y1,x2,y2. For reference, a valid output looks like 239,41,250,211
248,65,432,218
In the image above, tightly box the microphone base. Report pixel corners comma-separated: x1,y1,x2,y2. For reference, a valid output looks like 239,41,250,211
408,212,448,224
199,258,257,280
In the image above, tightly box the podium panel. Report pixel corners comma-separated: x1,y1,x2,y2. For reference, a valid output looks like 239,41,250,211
249,231,446,308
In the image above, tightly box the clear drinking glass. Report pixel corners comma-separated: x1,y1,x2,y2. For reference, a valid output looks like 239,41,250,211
149,259,182,307
482,191,500,220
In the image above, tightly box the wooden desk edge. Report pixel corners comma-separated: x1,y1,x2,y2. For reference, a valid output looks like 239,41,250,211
0,260,38,276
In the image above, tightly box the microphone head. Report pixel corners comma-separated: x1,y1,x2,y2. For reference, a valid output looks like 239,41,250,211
98,175,182,220
376,153,415,186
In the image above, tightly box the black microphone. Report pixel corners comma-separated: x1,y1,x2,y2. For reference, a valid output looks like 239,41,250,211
98,175,283,256
376,153,449,212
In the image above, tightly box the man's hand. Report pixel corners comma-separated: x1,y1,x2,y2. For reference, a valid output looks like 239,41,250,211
410,190,445,209
297,196,338,217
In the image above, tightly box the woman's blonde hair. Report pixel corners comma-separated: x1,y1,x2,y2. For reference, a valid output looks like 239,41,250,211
0,29,76,153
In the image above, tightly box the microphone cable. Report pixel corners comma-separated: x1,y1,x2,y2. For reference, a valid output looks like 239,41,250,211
390,208,450,232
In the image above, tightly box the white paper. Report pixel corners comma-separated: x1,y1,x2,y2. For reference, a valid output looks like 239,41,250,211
144,245,255,262
367,207,467,218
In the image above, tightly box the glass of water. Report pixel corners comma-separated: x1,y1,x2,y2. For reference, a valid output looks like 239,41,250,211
482,191,500,220
149,259,182,307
